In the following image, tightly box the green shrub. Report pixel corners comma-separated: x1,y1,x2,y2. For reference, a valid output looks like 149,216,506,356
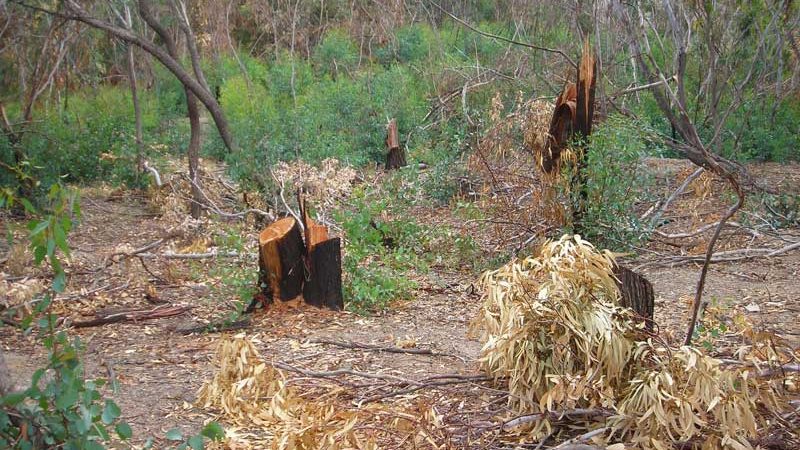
334,187,419,313
313,29,359,78
573,115,653,249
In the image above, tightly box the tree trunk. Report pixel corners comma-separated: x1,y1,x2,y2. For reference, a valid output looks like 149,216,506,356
137,0,203,218
126,43,145,177
613,264,655,330
258,217,305,302
385,118,406,170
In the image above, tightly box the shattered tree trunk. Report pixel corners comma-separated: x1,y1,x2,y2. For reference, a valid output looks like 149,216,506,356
613,265,655,330
256,197,343,310
385,118,407,170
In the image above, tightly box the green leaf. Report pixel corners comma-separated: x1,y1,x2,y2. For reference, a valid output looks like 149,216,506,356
166,428,184,441
101,399,121,424
116,422,133,440
54,223,70,256
55,385,78,410
188,435,205,450
201,421,224,441
1,390,27,406
20,198,36,214
33,245,46,264
29,218,51,238
53,271,66,293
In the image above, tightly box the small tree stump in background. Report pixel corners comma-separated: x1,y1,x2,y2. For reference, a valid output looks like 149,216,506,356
385,118,407,170
613,264,655,330
258,217,305,302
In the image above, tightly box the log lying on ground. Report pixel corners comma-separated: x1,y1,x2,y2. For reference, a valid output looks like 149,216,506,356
613,264,655,330
258,217,305,302
385,118,407,170
256,196,343,310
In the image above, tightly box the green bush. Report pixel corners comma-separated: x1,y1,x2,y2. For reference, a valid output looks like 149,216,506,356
334,187,419,313
313,29,359,78
573,115,653,249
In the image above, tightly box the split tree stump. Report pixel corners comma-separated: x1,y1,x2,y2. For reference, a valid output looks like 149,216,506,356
256,197,343,310
385,118,407,170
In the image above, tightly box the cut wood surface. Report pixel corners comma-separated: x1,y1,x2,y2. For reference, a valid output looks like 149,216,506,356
258,216,305,302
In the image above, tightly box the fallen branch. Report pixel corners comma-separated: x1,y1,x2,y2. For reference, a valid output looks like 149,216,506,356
551,427,608,450
70,304,191,328
634,240,800,270
138,250,243,259
654,220,760,239
310,338,459,358
501,409,612,431
647,167,703,227
176,318,251,335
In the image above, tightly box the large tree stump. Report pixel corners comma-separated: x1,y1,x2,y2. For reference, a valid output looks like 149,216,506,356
254,194,343,311
258,217,305,302
613,264,655,330
385,118,407,170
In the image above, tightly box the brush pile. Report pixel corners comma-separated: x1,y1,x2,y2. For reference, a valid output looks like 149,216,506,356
197,334,367,449
473,235,784,449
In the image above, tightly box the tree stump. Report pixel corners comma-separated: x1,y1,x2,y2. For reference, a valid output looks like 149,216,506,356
255,195,343,311
613,264,655,330
385,118,407,170
258,217,305,302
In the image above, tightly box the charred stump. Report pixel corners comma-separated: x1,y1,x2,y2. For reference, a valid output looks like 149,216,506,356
385,118,407,170
253,194,343,311
258,217,305,302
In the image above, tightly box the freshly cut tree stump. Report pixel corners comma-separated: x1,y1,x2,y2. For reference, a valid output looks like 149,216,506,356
258,217,305,302
613,264,655,330
385,118,407,170
303,237,344,310
254,195,344,311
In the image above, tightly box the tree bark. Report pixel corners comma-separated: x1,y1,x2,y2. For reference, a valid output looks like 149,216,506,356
303,237,344,310
385,118,407,170
123,6,145,178
613,265,655,330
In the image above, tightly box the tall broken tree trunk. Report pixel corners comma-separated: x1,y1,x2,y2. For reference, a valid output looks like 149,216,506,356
385,118,407,170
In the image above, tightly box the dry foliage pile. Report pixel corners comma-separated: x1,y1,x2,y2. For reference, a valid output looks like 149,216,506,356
473,235,787,449
271,158,358,213
197,334,447,449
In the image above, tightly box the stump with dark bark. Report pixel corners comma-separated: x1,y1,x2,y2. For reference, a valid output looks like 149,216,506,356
255,195,343,311
258,217,305,302
613,264,655,330
385,118,407,170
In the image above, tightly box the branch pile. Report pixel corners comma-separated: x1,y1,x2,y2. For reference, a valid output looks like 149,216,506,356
197,334,447,449
472,235,788,449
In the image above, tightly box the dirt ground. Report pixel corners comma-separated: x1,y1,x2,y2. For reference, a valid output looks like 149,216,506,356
1,158,799,448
